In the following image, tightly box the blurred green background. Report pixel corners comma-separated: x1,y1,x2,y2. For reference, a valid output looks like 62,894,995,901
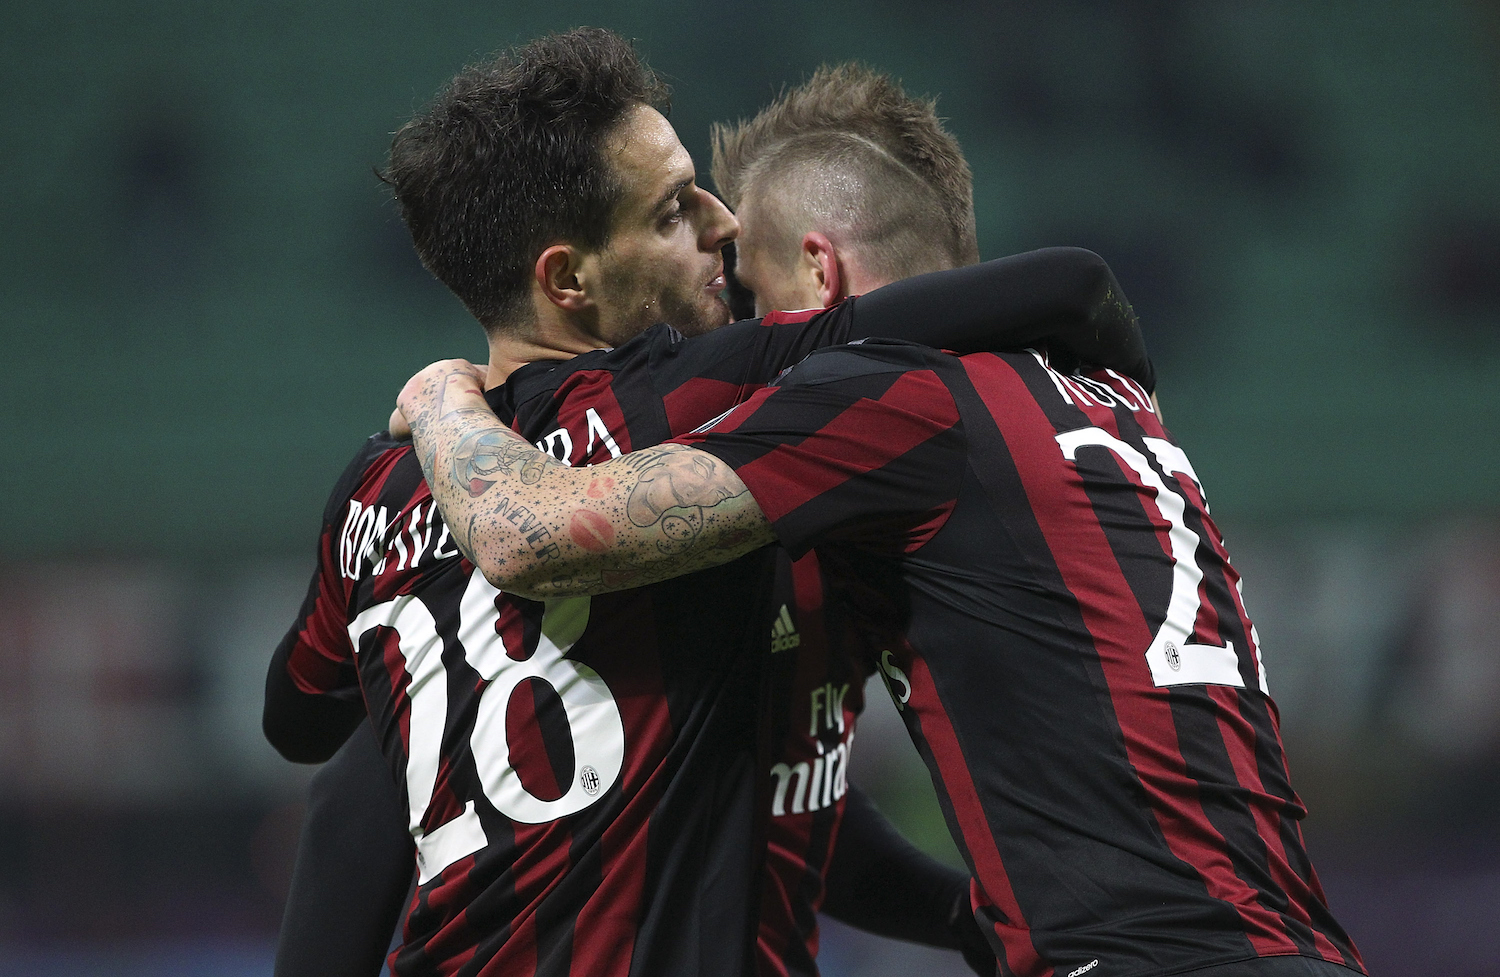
2,1,1498,974
6,0,1498,558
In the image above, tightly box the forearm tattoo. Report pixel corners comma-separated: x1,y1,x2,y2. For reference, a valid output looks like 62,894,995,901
454,429,551,496
404,366,773,598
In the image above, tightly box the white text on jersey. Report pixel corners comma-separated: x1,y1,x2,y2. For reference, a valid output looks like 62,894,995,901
339,499,460,581
535,408,623,466
769,723,855,818
1029,349,1154,414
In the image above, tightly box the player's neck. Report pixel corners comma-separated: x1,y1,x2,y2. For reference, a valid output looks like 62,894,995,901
484,315,609,389
840,266,890,299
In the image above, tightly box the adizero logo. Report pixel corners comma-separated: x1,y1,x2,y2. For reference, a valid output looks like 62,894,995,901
1068,961,1099,977
770,605,801,653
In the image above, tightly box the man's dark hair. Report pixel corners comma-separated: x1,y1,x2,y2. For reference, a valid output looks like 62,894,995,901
383,28,670,331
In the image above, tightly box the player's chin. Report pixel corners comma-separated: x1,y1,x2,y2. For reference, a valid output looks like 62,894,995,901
676,295,733,338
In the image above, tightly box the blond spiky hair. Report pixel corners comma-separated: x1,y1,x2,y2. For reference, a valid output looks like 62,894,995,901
711,63,979,270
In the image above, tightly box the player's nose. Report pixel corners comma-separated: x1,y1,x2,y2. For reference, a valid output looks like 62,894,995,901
698,188,739,252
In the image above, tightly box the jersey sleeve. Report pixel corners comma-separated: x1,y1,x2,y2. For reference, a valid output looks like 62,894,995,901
844,247,1152,391
675,342,967,559
263,436,388,762
647,247,1149,438
645,308,859,435
653,244,1150,402
821,785,972,951
649,307,857,391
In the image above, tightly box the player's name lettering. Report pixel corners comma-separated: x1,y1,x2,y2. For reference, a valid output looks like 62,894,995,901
535,407,623,467
769,722,855,818
769,603,800,653
1029,350,1154,415
339,499,460,581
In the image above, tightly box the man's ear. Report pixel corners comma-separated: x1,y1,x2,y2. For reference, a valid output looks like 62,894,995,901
535,244,595,312
801,232,845,308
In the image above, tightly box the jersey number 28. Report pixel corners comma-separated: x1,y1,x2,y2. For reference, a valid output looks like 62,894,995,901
348,569,625,883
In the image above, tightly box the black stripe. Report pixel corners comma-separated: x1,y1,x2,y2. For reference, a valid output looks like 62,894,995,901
1168,687,1324,956
933,358,1259,967
1060,379,1313,953
704,366,910,470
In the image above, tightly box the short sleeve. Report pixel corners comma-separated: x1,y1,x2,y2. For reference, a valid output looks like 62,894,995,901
674,342,966,558
279,530,359,698
263,439,396,761
278,438,393,700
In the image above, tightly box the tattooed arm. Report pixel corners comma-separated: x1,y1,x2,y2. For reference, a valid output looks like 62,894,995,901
398,360,775,599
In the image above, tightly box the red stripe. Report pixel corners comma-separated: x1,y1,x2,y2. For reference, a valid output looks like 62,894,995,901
755,929,793,977
1154,470,1253,661
686,383,777,436
757,552,841,973
901,499,957,553
1208,687,1347,963
414,863,481,975
661,308,817,440
663,376,747,435
728,370,959,524
506,678,566,801
963,354,1299,956
555,370,635,461
570,807,649,977
501,819,573,972
1204,529,1265,691
908,651,1046,977
1191,565,1225,650
292,445,414,695
567,592,673,976
760,308,822,326
375,626,412,779
287,520,350,693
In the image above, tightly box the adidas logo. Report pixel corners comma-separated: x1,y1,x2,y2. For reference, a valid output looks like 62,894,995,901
770,604,801,653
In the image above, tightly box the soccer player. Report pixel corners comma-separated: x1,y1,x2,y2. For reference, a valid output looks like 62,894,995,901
711,62,981,320
398,334,1365,977
712,64,995,977
392,133,1365,977
264,30,1149,977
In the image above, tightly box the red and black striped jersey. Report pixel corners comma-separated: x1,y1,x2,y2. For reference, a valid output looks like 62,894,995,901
276,310,864,977
679,341,1364,977
756,550,869,977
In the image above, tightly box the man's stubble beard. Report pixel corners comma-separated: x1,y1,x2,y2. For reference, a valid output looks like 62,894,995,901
596,245,732,342
668,293,732,337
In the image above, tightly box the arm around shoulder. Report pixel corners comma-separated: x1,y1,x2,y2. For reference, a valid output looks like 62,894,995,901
396,360,775,600
850,247,1152,390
